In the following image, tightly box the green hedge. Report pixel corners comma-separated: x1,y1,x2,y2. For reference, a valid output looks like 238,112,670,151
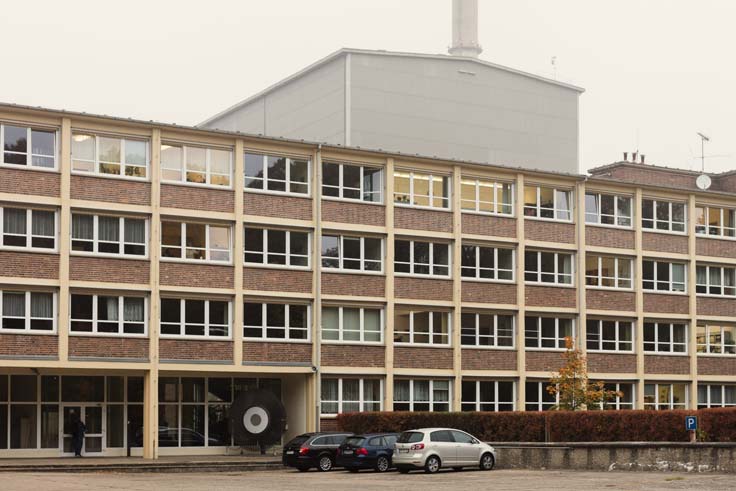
336,408,736,442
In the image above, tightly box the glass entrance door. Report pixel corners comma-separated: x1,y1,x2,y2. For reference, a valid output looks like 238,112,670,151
62,405,104,455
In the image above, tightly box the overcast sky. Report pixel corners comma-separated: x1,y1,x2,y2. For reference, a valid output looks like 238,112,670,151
2,0,735,173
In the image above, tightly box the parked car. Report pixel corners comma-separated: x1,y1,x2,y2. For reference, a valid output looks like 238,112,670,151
336,433,399,473
282,432,352,472
392,428,496,474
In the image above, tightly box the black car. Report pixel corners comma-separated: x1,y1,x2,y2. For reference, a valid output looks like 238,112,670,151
282,432,352,472
336,433,399,473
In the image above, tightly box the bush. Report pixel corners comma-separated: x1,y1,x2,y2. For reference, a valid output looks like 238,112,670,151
336,408,736,442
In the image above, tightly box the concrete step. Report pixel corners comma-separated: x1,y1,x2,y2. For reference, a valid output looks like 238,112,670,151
0,460,283,473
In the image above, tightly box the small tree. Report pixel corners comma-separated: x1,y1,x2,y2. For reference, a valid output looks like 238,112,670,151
547,337,621,410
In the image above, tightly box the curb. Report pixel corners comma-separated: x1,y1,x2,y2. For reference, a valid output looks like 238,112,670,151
0,461,283,473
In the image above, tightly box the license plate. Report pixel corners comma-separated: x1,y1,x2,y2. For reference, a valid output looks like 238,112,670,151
399,449,409,453
343,450,353,455
286,450,294,455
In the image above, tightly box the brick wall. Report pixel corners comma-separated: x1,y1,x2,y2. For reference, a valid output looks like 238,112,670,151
69,336,149,360
525,350,564,372
642,232,688,254
70,256,150,284
0,334,57,357
525,285,576,308
243,341,312,365
697,297,736,317
321,344,385,367
524,220,575,244
698,357,736,376
643,293,689,314
320,418,339,431
394,207,453,233
322,200,385,226
602,165,698,189
0,251,58,279
322,273,385,297
71,175,151,205
161,184,234,213
585,227,635,250
461,214,516,238
461,348,517,370
159,339,233,362
395,277,453,301
160,262,234,289
643,355,690,375
0,168,60,197
393,346,453,369
586,289,636,312
461,281,517,304
243,192,312,221
243,267,312,293
696,238,736,259
587,353,637,373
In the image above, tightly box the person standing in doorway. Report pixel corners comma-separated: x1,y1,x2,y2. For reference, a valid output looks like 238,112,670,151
70,411,86,457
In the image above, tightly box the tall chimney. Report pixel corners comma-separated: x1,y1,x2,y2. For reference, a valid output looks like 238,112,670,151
449,0,482,58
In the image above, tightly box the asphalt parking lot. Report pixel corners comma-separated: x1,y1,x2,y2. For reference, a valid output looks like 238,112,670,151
2,468,735,491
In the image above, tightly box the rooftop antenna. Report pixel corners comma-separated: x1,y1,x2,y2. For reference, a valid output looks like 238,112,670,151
697,132,710,172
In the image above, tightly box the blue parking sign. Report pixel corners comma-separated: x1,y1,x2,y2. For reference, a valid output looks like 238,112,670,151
686,416,697,431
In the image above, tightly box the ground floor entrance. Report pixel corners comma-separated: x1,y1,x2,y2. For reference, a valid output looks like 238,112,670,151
61,405,103,456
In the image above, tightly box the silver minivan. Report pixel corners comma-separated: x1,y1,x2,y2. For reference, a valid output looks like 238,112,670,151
392,428,496,474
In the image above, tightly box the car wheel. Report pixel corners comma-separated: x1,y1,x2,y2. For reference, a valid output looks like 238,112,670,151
480,453,495,471
398,467,410,474
296,466,310,472
424,455,441,474
318,455,334,472
375,456,390,472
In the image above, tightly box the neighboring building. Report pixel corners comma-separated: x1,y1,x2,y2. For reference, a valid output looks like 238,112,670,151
2,103,736,459
200,1,584,174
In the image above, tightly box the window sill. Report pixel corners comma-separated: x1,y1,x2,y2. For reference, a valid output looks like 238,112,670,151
642,290,688,296
524,347,568,352
322,196,385,206
460,210,515,219
695,293,736,299
696,352,736,358
242,337,311,344
0,329,57,336
322,341,385,347
161,179,233,191
244,188,312,199
69,332,148,339
394,343,452,348
524,282,575,289
522,216,574,224
586,349,635,355
642,351,689,357
394,273,452,280
460,345,516,351
71,171,150,183
322,269,384,276
586,286,634,292
160,258,233,267
160,335,233,341
0,246,58,255
71,252,149,261
394,203,452,213
641,228,687,237
243,263,312,272
584,222,634,231
0,163,59,173
461,278,516,285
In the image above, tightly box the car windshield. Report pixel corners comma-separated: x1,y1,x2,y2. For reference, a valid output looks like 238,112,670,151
397,431,424,443
344,437,366,447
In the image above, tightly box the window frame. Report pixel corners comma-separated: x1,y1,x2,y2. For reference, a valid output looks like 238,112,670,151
69,294,148,337
461,380,516,412
321,306,384,344
695,205,736,238
460,312,515,349
460,244,515,282
394,239,451,278
71,213,148,259
320,377,383,416
72,132,149,180
160,221,232,264
393,309,452,347
642,260,687,293
392,379,451,412
524,316,574,350
460,177,514,216
0,123,58,170
584,192,633,228
697,384,736,409
242,302,311,342
160,143,233,188
0,206,57,252
643,321,688,354
601,382,635,410
641,198,687,233
243,227,311,269
160,298,232,340
321,161,383,203
523,185,573,222
524,381,559,411
0,290,57,334
696,264,736,297
244,152,310,196
321,234,384,274
696,323,736,356
585,254,633,290
524,250,574,286
644,383,688,410
393,170,451,210
585,318,635,353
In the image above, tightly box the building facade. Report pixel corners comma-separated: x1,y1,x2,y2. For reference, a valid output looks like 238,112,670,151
1,103,736,459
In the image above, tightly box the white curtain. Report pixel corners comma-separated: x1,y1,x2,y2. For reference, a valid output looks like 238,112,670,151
124,297,144,322
99,216,119,242
30,293,53,318
72,214,94,240
3,208,26,234
393,380,410,402
321,379,338,401
124,219,145,244
3,293,25,316
99,297,118,321
31,210,54,236
342,380,360,402
414,381,430,402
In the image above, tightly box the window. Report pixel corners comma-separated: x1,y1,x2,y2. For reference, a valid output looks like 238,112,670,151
161,221,230,262
1,124,56,168
161,144,231,186
160,298,230,338
642,199,686,233
523,185,572,221
395,239,450,277
644,383,688,410
524,251,573,285
244,152,309,194
393,171,450,209
696,265,736,297
393,379,450,411
585,192,632,227
698,384,736,409
525,316,573,349
642,260,686,292
461,245,514,281
71,214,146,257
601,383,635,410
695,205,735,238
320,378,382,415
321,235,383,272
70,294,146,335
585,255,633,289
460,312,514,347
72,134,148,178
697,324,736,355
243,302,309,340
394,309,451,346
0,291,55,332
460,178,513,215
322,161,382,202
525,381,557,411
322,306,382,343
586,319,634,352
461,380,515,411
244,228,309,267
1,207,55,250
643,322,687,353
